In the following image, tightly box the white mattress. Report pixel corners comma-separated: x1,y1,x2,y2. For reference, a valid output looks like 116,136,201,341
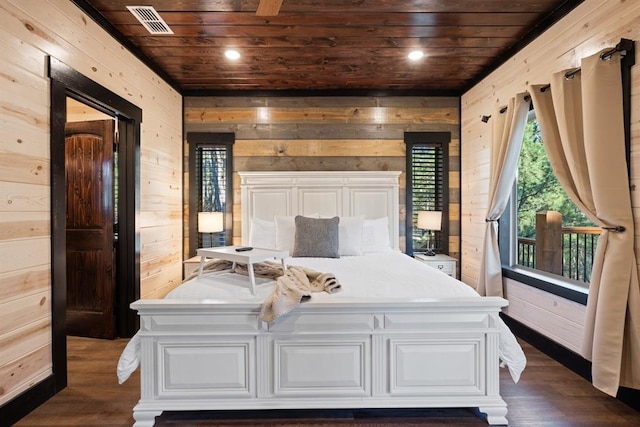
168,251,478,300
118,251,526,383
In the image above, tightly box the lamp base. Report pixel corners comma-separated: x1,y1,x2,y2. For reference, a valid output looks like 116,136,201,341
418,241,436,256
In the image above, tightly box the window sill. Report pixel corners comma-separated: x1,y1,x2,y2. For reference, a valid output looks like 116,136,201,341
502,265,588,305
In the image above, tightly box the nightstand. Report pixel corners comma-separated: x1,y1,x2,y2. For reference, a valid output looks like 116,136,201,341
414,253,457,278
184,256,201,278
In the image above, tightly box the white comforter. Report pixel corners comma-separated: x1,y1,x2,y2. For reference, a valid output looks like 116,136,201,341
118,251,526,383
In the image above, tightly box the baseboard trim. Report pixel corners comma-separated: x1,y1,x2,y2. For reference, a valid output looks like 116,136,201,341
0,376,56,427
501,313,640,413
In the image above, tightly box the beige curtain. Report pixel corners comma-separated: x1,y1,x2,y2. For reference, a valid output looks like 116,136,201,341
529,50,640,396
477,93,531,297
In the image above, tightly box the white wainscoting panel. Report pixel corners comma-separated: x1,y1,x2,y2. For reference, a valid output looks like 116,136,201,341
159,339,255,398
350,189,393,220
503,279,585,353
273,337,370,396
298,188,342,217
268,312,374,332
248,190,291,220
388,337,482,395
384,311,490,331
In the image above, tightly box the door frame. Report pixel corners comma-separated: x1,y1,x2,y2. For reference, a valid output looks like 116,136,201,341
48,56,141,391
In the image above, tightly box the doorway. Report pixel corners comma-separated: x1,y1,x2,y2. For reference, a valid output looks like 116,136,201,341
49,56,142,391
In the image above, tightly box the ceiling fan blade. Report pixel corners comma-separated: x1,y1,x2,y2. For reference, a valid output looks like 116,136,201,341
256,0,283,16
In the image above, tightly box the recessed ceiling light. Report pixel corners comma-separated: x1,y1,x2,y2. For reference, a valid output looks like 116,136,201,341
225,49,241,60
408,50,424,61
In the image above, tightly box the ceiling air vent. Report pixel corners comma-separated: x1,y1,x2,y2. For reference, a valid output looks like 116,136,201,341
126,6,173,35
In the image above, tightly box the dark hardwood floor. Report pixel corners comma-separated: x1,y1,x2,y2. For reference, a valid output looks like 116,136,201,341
14,336,640,426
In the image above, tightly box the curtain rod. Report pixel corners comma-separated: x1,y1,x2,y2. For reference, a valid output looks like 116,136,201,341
481,95,531,122
481,39,633,122
600,38,634,60
539,39,634,93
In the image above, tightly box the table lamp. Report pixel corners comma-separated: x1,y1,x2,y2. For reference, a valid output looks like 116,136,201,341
198,211,224,247
417,210,442,256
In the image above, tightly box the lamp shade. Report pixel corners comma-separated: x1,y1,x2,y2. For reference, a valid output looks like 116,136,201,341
417,211,442,231
198,212,224,233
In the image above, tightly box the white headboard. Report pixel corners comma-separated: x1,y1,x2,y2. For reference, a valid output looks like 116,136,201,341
239,171,401,250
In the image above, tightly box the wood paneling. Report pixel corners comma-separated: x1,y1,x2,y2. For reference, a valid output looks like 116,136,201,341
234,139,407,157
460,0,640,349
80,0,578,92
0,182,50,212
186,122,460,140
0,212,48,241
503,279,585,353
187,107,459,124
0,238,50,273
0,265,50,303
140,264,182,298
184,96,460,261
0,0,182,408
66,98,111,122
0,344,51,405
0,318,50,369
0,291,50,336
0,151,48,185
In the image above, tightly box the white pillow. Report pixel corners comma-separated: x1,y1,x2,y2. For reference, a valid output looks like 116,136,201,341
248,218,276,248
362,217,392,253
275,214,320,253
338,216,364,256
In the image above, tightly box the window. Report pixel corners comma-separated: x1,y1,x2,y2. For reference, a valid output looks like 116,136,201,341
501,43,633,302
405,132,450,255
503,111,597,287
188,133,234,256
515,110,600,283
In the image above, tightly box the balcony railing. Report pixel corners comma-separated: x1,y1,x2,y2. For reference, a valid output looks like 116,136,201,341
562,226,600,282
516,211,600,284
517,237,536,268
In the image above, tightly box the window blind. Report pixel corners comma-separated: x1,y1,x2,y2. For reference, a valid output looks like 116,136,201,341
194,144,228,247
411,144,445,250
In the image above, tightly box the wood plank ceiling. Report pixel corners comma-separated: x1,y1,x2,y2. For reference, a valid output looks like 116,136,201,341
76,0,584,95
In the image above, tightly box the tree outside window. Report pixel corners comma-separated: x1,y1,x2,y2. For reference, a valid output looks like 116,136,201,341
515,112,597,283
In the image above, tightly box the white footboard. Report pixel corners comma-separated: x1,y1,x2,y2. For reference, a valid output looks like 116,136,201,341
131,297,509,426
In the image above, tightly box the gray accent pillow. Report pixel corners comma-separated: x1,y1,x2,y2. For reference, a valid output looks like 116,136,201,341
292,216,340,258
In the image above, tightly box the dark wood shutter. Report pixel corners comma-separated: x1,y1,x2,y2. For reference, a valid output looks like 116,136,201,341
405,132,450,255
194,145,228,247
187,133,234,256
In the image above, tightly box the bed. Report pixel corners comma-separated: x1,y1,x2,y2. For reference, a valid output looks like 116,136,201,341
122,171,525,426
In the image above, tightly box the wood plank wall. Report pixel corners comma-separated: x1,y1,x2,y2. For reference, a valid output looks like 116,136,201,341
66,98,112,122
0,0,182,407
460,0,640,351
183,96,461,264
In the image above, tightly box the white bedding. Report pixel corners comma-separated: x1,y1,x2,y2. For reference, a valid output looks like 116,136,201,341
118,251,526,384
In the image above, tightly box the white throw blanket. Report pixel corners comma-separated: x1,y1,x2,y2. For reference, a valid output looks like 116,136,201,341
186,259,342,321
259,264,341,321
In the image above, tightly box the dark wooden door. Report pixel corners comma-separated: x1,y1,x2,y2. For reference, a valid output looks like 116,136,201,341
65,120,116,339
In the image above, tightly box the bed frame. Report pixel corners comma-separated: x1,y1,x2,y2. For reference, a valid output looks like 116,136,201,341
130,171,510,426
